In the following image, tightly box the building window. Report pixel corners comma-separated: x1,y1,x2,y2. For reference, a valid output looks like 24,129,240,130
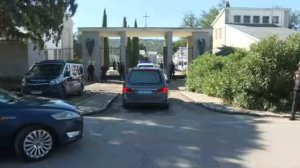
215,29,218,40
234,15,241,23
272,16,279,24
243,16,250,23
253,16,260,23
219,28,222,39
263,16,269,24
43,50,48,60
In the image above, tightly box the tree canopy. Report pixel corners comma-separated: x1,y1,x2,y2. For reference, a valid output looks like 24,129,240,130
182,11,201,28
0,0,78,48
181,0,226,28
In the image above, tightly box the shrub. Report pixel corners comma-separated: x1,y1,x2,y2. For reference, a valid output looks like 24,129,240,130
187,33,300,112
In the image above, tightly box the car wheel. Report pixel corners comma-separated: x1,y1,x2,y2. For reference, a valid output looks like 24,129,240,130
78,84,84,96
163,103,169,109
58,86,67,98
123,103,130,109
15,126,54,162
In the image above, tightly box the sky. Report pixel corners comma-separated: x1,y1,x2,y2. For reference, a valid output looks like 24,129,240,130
73,0,300,31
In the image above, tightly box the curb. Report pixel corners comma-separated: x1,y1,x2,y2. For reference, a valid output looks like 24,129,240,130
181,91,290,118
80,94,120,116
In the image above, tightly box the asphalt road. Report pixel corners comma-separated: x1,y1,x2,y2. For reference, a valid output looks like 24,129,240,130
1,91,300,168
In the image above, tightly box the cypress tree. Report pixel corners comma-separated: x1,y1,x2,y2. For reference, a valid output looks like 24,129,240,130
102,9,109,67
123,17,133,68
123,17,127,28
132,19,140,66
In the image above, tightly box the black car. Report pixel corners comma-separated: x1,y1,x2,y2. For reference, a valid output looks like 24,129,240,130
22,60,84,98
122,67,169,108
0,89,83,161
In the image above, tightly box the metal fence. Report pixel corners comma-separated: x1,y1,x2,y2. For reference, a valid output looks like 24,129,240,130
41,48,73,60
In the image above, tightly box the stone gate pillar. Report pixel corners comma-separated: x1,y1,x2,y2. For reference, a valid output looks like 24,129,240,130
82,32,101,81
164,31,173,80
120,31,128,74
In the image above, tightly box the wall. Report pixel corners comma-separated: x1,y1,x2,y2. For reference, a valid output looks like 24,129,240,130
226,8,289,27
0,41,28,90
225,25,258,50
0,41,29,78
61,18,74,60
213,11,226,53
82,32,102,81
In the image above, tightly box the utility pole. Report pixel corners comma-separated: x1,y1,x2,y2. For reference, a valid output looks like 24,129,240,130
143,13,150,27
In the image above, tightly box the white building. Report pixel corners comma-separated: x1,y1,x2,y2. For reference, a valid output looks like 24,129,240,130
211,7,297,53
173,47,188,71
0,18,74,78
0,18,74,89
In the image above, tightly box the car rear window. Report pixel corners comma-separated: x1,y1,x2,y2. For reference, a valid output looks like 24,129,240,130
128,70,162,84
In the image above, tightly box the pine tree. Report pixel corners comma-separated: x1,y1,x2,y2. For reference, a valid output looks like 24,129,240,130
132,19,140,66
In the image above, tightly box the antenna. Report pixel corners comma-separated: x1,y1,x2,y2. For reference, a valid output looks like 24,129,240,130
143,13,150,27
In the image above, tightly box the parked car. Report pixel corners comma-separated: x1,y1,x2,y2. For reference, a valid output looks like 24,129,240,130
22,60,84,98
0,89,83,161
122,67,169,109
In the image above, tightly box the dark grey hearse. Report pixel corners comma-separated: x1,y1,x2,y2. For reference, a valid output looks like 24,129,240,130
122,67,169,109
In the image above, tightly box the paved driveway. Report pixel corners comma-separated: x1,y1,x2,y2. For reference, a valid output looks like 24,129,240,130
1,90,300,168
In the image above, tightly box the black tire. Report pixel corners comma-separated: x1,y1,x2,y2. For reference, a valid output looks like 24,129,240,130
15,126,54,162
78,84,84,96
58,86,67,98
123,103,130,109
163,103,169,109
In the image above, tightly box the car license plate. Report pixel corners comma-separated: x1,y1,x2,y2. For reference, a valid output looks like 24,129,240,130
31,91,42,95
138,90,152,94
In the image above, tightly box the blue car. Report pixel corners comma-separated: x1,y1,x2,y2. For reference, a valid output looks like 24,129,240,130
0,89,83,161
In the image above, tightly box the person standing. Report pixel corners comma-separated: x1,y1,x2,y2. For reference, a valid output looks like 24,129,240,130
87,62,94,82
169,61,175,81
101,65,108,83
290,63,300,120
113,61,117,70
118,62,125,81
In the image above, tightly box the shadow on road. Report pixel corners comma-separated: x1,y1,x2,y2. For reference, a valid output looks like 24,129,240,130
0,82,267,168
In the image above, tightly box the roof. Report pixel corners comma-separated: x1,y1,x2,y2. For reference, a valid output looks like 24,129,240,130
78,27,211,37
227,24,297,40
211,8,225,27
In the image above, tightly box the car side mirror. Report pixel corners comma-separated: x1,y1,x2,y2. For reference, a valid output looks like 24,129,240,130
64,71,70,77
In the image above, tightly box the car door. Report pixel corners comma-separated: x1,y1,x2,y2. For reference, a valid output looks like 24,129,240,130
63,64,73,94
70,64,82,93
0,93,18,148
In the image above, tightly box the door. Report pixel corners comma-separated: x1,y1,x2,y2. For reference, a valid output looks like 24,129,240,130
0,93,17,148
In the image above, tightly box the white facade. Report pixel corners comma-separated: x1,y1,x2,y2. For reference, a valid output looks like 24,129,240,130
212,7,292,53
225,8,290,27
173,47,188,71
27,18,74,68
0,18,74,79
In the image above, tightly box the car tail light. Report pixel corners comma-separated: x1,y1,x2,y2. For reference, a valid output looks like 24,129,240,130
158,87,168,93
122,87,133,93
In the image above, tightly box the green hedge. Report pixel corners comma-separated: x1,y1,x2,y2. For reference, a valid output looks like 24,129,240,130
187,34,300,112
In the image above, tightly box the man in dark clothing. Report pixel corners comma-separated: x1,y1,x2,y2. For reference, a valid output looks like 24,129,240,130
169,61,175,81
87,63,94,82
101,65,108,83
118,62,125,81
290,63,300,120
113,61,117,70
